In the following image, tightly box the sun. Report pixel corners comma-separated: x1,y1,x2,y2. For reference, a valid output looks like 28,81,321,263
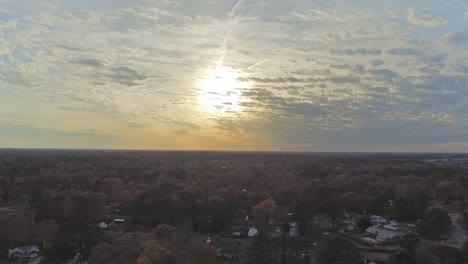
198,66,248,114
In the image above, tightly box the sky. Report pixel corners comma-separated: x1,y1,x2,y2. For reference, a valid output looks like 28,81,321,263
0,0,467,152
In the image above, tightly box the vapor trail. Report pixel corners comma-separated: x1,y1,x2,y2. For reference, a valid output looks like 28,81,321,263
216,19,238,69
229,0,245,17
216,0,247,70
247,59,267,70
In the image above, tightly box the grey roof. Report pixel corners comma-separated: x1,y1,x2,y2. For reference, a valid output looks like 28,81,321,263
11,246,39,253
8,245,40,258
365,226,401,241
217,247,243,256
384,222,416,232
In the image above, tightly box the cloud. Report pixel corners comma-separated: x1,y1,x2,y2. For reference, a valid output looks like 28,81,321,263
56,44,86,52
71,58,105,67
384,9,400,19
156,115,202,130
386,48,419,56
0,21,17,31
368,69,398,82
370,60,384,67
127,122,147,129
1,0,467,151
281,8,366,22
172,129,189,135
0,39,11,56
443,32,468,50
238,77,305,83
0,122,119,149
284,102,328,116
329,48,382,56
107,66,147,87
59,106,90,112
407,8,448,27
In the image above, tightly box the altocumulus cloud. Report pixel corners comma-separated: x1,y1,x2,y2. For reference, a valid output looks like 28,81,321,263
0,0,467,151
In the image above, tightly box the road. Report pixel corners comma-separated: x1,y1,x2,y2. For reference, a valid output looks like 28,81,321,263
449,214,466,248
432,200,466,248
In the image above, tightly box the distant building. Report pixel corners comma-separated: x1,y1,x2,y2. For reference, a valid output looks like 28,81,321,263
8,245,40,260
383,222,416,233
231,217,255,237
252,198,289,234
289,222,299,237
340,220,356,232
369,215,387,225
365,226,402,242
216,246,244,262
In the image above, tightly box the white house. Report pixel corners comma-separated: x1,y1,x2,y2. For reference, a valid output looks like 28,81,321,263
8,245,40,259
365,226,401,242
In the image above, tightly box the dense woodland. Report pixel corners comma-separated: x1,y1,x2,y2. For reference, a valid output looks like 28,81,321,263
1,149,468,263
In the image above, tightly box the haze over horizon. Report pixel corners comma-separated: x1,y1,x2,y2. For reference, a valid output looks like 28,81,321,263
1,0,467,152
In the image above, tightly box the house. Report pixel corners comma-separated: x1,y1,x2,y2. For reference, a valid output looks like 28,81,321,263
383,222,416,233
231,217,255,237
365,226,402,242
369,215,387,225
289,222,299,237
364,220,414,244
8,245,40,260
340,220,356,232
216,246,244,262
361,250,392,264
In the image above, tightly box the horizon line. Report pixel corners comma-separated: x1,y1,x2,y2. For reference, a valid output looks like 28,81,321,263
0,147,467,155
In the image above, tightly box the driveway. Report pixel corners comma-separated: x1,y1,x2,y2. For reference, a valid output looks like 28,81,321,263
449,214,466,248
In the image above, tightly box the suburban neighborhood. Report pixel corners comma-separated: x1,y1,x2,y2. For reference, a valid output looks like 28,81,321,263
0,151,467,263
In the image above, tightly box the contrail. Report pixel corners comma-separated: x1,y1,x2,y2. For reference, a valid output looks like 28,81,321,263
216,19,238,69
229,0,245,17
216,0,247,70
247,59,267,70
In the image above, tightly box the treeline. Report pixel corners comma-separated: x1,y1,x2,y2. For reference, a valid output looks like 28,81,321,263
0,151,467,263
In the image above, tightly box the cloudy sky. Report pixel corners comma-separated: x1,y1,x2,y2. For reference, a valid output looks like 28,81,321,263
0,0,467,152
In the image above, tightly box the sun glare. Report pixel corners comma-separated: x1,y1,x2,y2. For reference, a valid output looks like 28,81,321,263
198,67,249,114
